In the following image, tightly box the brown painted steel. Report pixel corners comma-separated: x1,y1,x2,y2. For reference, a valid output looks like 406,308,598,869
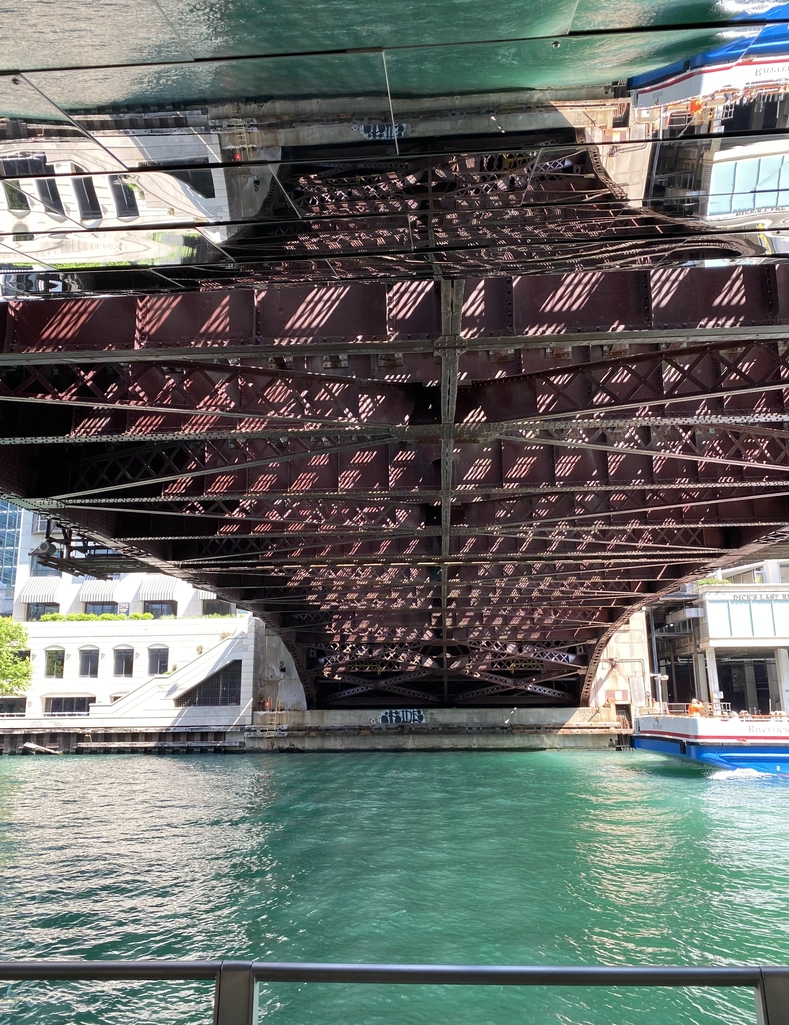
2,265,789,705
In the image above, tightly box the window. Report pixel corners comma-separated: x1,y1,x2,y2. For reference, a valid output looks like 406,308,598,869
114,648,134,677
37,178,65,216
45,648,65,678
202,599,234,616
3,181,29,212
30,555,60,577
143,601,177,619
109,175,139,217
31,514,48,533
148,647,169,674
73,175,102,219
44,696,94,715
85,602,118,616
0,698,26,715
27,603,59,621
175,660,242,707
79,648,99,677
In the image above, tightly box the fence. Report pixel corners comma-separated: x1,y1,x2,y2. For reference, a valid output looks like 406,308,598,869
1,960,787,1025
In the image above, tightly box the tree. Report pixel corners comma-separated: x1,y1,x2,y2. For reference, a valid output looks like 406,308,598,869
0,618,32,696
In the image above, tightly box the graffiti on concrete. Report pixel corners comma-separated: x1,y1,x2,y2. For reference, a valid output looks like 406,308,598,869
370,708,425,725
353,123,406,141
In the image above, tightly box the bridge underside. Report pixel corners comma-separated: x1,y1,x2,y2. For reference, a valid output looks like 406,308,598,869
2,1,789,706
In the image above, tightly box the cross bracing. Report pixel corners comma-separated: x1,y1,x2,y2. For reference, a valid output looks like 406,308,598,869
3,259,789,705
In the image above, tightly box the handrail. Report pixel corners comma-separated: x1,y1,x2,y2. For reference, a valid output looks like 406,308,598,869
0,960,786,1025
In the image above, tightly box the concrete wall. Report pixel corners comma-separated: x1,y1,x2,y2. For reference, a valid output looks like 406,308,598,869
253,706,616,727
588,612,651,708
247,732,622,754
256,630,307,710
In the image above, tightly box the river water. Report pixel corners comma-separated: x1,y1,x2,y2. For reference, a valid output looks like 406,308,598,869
0,751,786,1024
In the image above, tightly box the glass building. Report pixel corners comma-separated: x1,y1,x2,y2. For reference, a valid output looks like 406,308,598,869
0,501,22,615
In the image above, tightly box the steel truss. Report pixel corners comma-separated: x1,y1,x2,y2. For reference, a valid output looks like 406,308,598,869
3,263,789,705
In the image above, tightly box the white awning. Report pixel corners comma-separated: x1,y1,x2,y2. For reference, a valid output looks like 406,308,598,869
195,589,216,599
77,579,117,602
17,577,61,603
137,576,179,601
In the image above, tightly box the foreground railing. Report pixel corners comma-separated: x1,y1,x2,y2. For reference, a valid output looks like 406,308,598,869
1,961,787,1025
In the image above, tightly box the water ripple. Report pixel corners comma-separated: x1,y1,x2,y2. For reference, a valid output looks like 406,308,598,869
0,751,787,1024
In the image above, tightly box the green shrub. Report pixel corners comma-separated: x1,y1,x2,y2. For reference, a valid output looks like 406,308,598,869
130,612,155,620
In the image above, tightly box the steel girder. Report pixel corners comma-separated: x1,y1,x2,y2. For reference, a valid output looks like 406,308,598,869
2,264,789,705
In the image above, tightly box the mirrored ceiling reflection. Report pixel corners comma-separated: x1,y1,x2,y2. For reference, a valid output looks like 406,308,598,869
1,12,789,295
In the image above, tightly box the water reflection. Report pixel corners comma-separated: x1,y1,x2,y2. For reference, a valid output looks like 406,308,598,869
0,5,788,292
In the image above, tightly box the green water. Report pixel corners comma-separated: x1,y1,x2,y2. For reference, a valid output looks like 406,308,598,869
0,0,772,114
0,751,787,1025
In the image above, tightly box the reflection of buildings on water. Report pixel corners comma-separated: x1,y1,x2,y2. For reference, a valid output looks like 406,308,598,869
0,79,786,293
649,135,789,256
0,113,278,291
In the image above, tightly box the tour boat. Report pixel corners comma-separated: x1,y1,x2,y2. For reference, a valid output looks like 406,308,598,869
632,705,789,774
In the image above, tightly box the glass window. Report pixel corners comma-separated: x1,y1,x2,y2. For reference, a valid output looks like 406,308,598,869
730,601,753,637
175,660,242,707
114,648,134,677
0,698,26,715
706,602,730,637
45,648,65,678
109,175,139,217
30,555,60,577
27,602,59,621
79,648,99,678
85,602,118,616
73,175,102,219
37,177,65,216
148,647,169,674
31,514,48,533
3,181,29,212
751,601,775,637
774,600,789,636
202,599,234,616
143,601,177,619
44,696,94,715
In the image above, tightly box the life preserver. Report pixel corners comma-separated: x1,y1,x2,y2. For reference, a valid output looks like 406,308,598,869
688,699,704,716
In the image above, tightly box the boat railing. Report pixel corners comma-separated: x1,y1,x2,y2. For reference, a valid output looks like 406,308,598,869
0,960,787,1025
636,702,733,717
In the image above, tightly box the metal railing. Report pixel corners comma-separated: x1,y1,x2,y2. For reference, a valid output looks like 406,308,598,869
0,960,787,1025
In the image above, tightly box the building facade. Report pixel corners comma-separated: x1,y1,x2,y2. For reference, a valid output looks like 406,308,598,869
652,559,789,714
0,511,306,747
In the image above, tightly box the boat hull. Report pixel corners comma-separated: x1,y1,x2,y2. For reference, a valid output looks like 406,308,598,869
632,734,788,773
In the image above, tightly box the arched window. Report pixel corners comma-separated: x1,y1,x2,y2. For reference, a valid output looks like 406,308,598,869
79,647,99,678
44,647,65,679
148,647,168,674
113,647,134,677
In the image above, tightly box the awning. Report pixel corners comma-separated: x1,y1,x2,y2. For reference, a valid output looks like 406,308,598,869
137,576,179,601
77,579,117,602
195,589,216,599
17,577,60,603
